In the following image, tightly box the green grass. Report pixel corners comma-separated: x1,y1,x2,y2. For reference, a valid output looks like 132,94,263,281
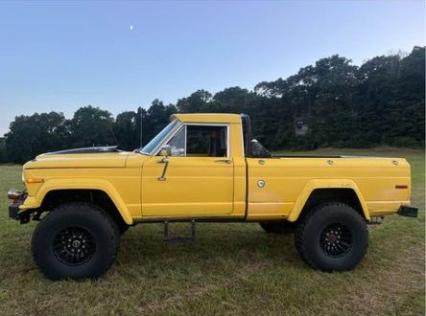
0,148,424,315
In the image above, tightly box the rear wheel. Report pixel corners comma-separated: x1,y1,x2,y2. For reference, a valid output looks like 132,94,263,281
259,221,295,234
32,202,120,280
295,202,368,272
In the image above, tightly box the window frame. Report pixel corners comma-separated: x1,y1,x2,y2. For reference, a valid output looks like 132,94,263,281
154,123,230,158
149,120,183,155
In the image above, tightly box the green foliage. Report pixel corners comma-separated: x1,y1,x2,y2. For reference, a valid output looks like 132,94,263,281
177,90,212,113
70,106,116,147
0,138,7,163
114,111,140,150
2,47,425,163
5,112,70,163
144,99,177,146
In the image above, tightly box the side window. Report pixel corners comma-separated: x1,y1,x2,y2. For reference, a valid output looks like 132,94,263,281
187,125,227,157
167,126,185,156
165,125,228,157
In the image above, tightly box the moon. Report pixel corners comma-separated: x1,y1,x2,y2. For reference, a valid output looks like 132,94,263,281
129,25,134,31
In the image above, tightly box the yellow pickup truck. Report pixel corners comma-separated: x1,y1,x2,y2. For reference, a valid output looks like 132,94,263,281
8,113,417,280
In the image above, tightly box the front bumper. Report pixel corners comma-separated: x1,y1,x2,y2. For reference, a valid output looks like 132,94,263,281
8,189,30,223
398,205,418,218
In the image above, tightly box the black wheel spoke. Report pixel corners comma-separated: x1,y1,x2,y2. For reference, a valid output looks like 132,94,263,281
53,227,96,266
340,241,351,248
320,223,352,257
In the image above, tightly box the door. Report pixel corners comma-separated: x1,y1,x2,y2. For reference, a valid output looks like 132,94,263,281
141,124,234,217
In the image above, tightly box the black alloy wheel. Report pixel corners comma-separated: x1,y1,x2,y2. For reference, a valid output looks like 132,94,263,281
53,226,96,266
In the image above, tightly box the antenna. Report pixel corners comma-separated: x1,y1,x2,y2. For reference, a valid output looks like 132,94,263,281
139,109,143,148
108,117,118,147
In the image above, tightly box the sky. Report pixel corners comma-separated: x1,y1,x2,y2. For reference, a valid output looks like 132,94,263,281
0,0,424,136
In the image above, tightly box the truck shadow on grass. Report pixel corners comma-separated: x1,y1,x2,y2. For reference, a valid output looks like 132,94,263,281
114,223,306,275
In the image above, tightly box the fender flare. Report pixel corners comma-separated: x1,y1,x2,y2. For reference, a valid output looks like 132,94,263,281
20,178,134,225
287,179,370,222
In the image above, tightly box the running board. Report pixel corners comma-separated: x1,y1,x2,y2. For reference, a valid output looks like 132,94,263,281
163,220,196,243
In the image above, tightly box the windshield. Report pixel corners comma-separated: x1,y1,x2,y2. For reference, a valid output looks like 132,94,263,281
140,120,179,155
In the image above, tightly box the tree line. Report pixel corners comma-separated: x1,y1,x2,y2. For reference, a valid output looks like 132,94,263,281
1,46,424,163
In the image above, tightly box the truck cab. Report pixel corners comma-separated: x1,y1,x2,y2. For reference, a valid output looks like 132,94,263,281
8,113,418,280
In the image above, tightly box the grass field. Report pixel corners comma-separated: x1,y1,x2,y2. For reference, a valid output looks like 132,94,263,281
0,148,424,316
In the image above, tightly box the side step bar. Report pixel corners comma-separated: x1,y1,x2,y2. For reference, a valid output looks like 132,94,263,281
164,220,196,243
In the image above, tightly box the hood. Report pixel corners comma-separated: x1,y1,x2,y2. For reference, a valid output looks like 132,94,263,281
45,146,120,155
24,147,132,169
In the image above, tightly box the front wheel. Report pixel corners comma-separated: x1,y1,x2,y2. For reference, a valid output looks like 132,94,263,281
32,202,120,280
295,202,368,272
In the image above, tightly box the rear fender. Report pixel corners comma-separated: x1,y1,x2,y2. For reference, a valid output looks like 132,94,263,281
287,179,370,222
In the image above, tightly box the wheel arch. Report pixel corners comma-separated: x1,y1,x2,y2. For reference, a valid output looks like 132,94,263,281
287,179,370,222
24,179,134,225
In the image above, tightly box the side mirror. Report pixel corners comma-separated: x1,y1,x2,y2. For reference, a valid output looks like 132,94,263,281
159,145,172,157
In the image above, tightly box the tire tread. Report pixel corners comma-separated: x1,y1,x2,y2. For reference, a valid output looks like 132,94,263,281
32,202,120,280
294,202,368,271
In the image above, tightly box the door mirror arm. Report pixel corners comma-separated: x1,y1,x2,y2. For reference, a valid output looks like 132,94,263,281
158,145,171,181
159,144,172,157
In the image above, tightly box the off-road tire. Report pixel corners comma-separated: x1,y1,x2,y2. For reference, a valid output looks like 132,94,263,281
259,222,295,234
32,202,120,280
295,202,368,272
117,221,130,235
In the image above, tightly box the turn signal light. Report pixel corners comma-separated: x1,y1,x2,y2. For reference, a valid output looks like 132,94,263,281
395,185,408,189
26,177,44,184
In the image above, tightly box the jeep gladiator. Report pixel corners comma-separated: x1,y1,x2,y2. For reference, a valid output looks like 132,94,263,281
8,113,418,279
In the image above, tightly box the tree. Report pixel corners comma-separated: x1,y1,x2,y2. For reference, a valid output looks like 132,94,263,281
69,106,115,147
176,90,212,113
5,112,69,163
143,99,177,144
114,111,139,150
0,137,7,163
2,46,424,163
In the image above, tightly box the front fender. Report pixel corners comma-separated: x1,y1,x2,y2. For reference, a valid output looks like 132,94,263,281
287,179,370,222
20,178,134,225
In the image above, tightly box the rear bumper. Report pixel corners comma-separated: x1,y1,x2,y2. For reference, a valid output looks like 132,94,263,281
398,205,418,218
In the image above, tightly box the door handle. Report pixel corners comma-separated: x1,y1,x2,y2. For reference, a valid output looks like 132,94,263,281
214,159,232,164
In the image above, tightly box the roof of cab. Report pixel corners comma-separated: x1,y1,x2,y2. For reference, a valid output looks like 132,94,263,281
172,113,242,124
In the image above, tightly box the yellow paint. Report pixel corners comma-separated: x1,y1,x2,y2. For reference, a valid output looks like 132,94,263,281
19,113,412,223
246,157,410,221
141,156,234,216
